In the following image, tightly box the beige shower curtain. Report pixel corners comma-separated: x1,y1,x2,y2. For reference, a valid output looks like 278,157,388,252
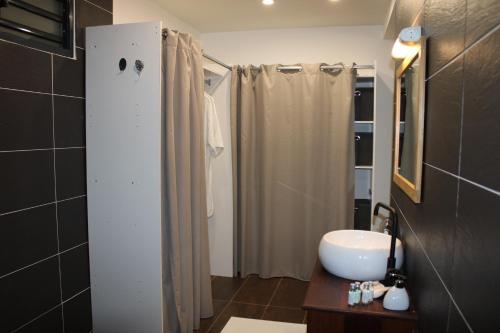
231,64,355,280
162,29,213,332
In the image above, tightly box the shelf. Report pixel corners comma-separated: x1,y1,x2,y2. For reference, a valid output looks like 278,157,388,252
355,121,373,124
355,166,373,170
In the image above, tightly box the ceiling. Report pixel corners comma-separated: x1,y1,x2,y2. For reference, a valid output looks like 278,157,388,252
155,0,393,33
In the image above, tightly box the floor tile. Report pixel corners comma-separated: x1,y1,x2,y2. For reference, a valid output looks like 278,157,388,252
195,299,227,333
262,306,305,324
208,302,265,333
233,276,280,305
270,278,308,308
212,276,246,301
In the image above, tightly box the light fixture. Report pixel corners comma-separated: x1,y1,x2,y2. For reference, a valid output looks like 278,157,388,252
391,26,422,59
262,0,274,5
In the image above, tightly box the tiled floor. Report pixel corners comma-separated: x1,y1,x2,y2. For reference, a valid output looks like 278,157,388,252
195,275,309,333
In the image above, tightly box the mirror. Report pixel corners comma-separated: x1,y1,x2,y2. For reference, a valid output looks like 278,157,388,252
393,39,426,203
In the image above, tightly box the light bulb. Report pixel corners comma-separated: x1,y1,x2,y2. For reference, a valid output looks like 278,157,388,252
262,0,274,5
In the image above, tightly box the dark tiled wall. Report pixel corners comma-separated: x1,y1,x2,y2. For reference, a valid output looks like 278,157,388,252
390,0,500,332
0,1,112,332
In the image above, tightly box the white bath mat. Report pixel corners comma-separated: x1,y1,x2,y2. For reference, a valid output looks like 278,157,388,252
221,317,307,333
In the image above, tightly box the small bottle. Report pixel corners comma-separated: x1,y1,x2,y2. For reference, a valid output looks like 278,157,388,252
361,284,371,304
368,282,375,303
354,282,361,305
348,283,357,306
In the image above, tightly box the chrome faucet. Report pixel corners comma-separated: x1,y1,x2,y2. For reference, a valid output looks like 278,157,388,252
374,202,401,286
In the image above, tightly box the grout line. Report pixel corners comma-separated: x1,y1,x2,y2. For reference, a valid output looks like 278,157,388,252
392,195,475,333
0,201,54,217
63,286,90,304
0,86,51,96
424,163,500,197
0,195,87,217
0,148,53,153
10,303,62,333
206,276,250,332
231,300,297,311
58,194,87,203
0,242,89,280
0,87,85,100
0,147,85,154
0,253,59,280
260,278,283,319
59,242,89,256
426,23,500,82
84,0,113,15
51,54,66,332
53,93,85,100
55,146,86,150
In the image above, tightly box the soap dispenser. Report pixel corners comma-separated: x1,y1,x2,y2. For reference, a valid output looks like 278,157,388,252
383,276,409,311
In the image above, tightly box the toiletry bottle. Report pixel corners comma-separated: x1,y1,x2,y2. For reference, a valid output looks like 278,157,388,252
348,283,356,306
361,284,370,305
368,282,374,303
354,282,361,305
383,279,410,311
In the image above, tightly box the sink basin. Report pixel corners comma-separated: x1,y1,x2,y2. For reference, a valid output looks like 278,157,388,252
318,230,403,281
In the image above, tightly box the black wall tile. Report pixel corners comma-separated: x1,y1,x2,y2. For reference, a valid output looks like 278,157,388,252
395,0,424,32
0,204,58,277
75,0,113,48
416,165,458,287
452,181,500,332
0,41,51,93
63,290,93,333
55,148,87,200
465,0,500,47
0,257,61,332
54,96,86,148
0,150,55,214
424,57,463,174
53,49,85,98
460,27,500,192
447,303,471,333
424,0,466,76
60,245,90,301
0,90,53,151
16,306,63,333
58,197,88,251
87,0,113,12
395,202,450,333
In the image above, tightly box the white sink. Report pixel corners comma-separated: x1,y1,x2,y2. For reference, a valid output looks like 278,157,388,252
318,230,403,281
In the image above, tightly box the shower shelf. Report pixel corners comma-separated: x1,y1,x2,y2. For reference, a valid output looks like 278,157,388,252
355,166,373,170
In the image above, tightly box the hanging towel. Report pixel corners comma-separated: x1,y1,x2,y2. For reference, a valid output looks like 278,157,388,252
204,92,224,218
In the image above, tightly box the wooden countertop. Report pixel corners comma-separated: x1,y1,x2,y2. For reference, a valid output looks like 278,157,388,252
303,260,418,321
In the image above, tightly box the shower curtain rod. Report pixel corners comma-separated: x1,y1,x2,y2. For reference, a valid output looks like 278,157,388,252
203,53,233,71
161,30,232,71
276,64,375,72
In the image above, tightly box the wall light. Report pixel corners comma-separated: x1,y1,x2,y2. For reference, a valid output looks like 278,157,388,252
391,26,422,59
262,0,274,5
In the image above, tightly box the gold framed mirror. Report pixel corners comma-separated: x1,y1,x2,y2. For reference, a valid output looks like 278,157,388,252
393,38,426,203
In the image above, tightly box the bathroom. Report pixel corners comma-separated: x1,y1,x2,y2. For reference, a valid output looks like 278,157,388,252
0,0,499,332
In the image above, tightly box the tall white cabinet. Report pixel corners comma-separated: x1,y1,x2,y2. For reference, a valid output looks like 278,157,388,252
86,22,164,333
